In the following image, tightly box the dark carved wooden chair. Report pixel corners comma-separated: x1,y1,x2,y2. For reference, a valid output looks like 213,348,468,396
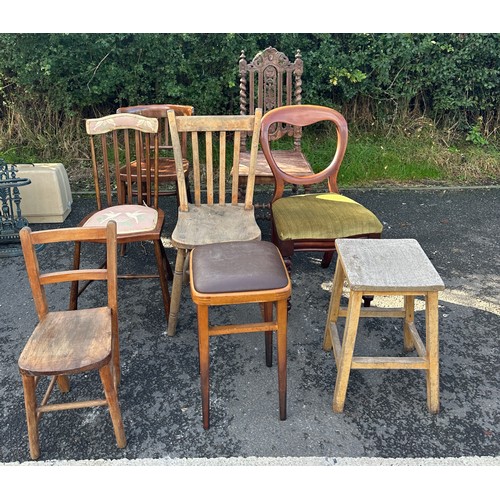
261,104,383,281
116,104,194,205
237,47,313,200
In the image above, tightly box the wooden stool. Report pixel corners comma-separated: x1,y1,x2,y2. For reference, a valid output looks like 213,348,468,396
190,240,291,430
323,238,445,413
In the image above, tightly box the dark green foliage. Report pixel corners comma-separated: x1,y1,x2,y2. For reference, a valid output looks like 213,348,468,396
0,33,498,184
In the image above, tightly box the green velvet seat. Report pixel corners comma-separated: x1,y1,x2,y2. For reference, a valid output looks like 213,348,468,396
272,193,383,242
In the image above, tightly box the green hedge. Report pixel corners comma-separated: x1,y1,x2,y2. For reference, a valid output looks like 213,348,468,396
0,33,498,136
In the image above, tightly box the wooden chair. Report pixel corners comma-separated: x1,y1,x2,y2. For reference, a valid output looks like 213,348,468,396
69,113,171,328
18,221,126,460
116,104,194,204
166,108,263,336
190,240,291,429
237,47,313,197
261,105,383,277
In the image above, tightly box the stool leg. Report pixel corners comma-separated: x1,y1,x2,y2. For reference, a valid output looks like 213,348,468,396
21,374,40,460
404,295,416,352
276,299,288,421
323,259,345,351
167,248,186,336
426,292,440,413
197,304,211,429
333,291,362,413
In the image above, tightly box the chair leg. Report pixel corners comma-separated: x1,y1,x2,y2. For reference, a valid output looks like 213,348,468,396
69,240,81,310
276,299,288,421
56,375,71,393
197,304,210,430
263,302,273,368
99,363,126,448
21,374,40,460
404,296,416,352
321,251,334,268
154,239,171,322
167,248,186,337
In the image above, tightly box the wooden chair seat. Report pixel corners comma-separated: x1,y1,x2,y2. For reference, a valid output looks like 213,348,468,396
171,204,261,249
238,150,313,186
122,157,189,179
190,240,291,429
83,204,159,234
18,308,112,376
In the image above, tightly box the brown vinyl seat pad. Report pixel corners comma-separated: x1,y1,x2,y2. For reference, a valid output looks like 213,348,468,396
191,241,289,294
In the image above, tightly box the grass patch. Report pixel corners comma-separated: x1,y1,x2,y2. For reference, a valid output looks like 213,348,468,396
300,124,499,187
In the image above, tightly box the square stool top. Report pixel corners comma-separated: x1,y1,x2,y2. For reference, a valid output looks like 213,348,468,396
335,238,445,293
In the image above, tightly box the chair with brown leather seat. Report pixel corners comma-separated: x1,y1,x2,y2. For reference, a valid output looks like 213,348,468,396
261,105,383,277
116,104,194,204
190,240,291,430
18,221,126,460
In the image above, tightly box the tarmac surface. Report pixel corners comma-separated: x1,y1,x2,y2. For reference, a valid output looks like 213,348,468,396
0,185,499,468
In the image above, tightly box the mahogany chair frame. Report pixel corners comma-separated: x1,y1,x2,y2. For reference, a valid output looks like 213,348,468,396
18,221,126,460
261,105,382,275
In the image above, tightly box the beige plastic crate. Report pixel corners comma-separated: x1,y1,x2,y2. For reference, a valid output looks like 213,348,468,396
15,163,73,223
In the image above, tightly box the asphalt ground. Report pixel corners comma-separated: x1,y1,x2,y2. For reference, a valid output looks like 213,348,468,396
0,185,498,491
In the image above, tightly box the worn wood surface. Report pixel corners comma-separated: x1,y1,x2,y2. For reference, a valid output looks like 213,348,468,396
336,238,445,292
324,238,444,414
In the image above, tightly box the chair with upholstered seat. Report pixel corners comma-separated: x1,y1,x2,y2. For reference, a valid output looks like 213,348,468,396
190,240,291,429
261,104,383,280
69,113,171,328
18,221,126,460
116,104,194,204
237,47,313,199
166,109,263,336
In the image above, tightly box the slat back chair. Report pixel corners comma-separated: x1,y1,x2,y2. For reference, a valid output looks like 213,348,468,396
18,221,126,460
237,47,313,195
116,104,194,202
69,113,172,328
261,105,383,285
165,108,263,336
